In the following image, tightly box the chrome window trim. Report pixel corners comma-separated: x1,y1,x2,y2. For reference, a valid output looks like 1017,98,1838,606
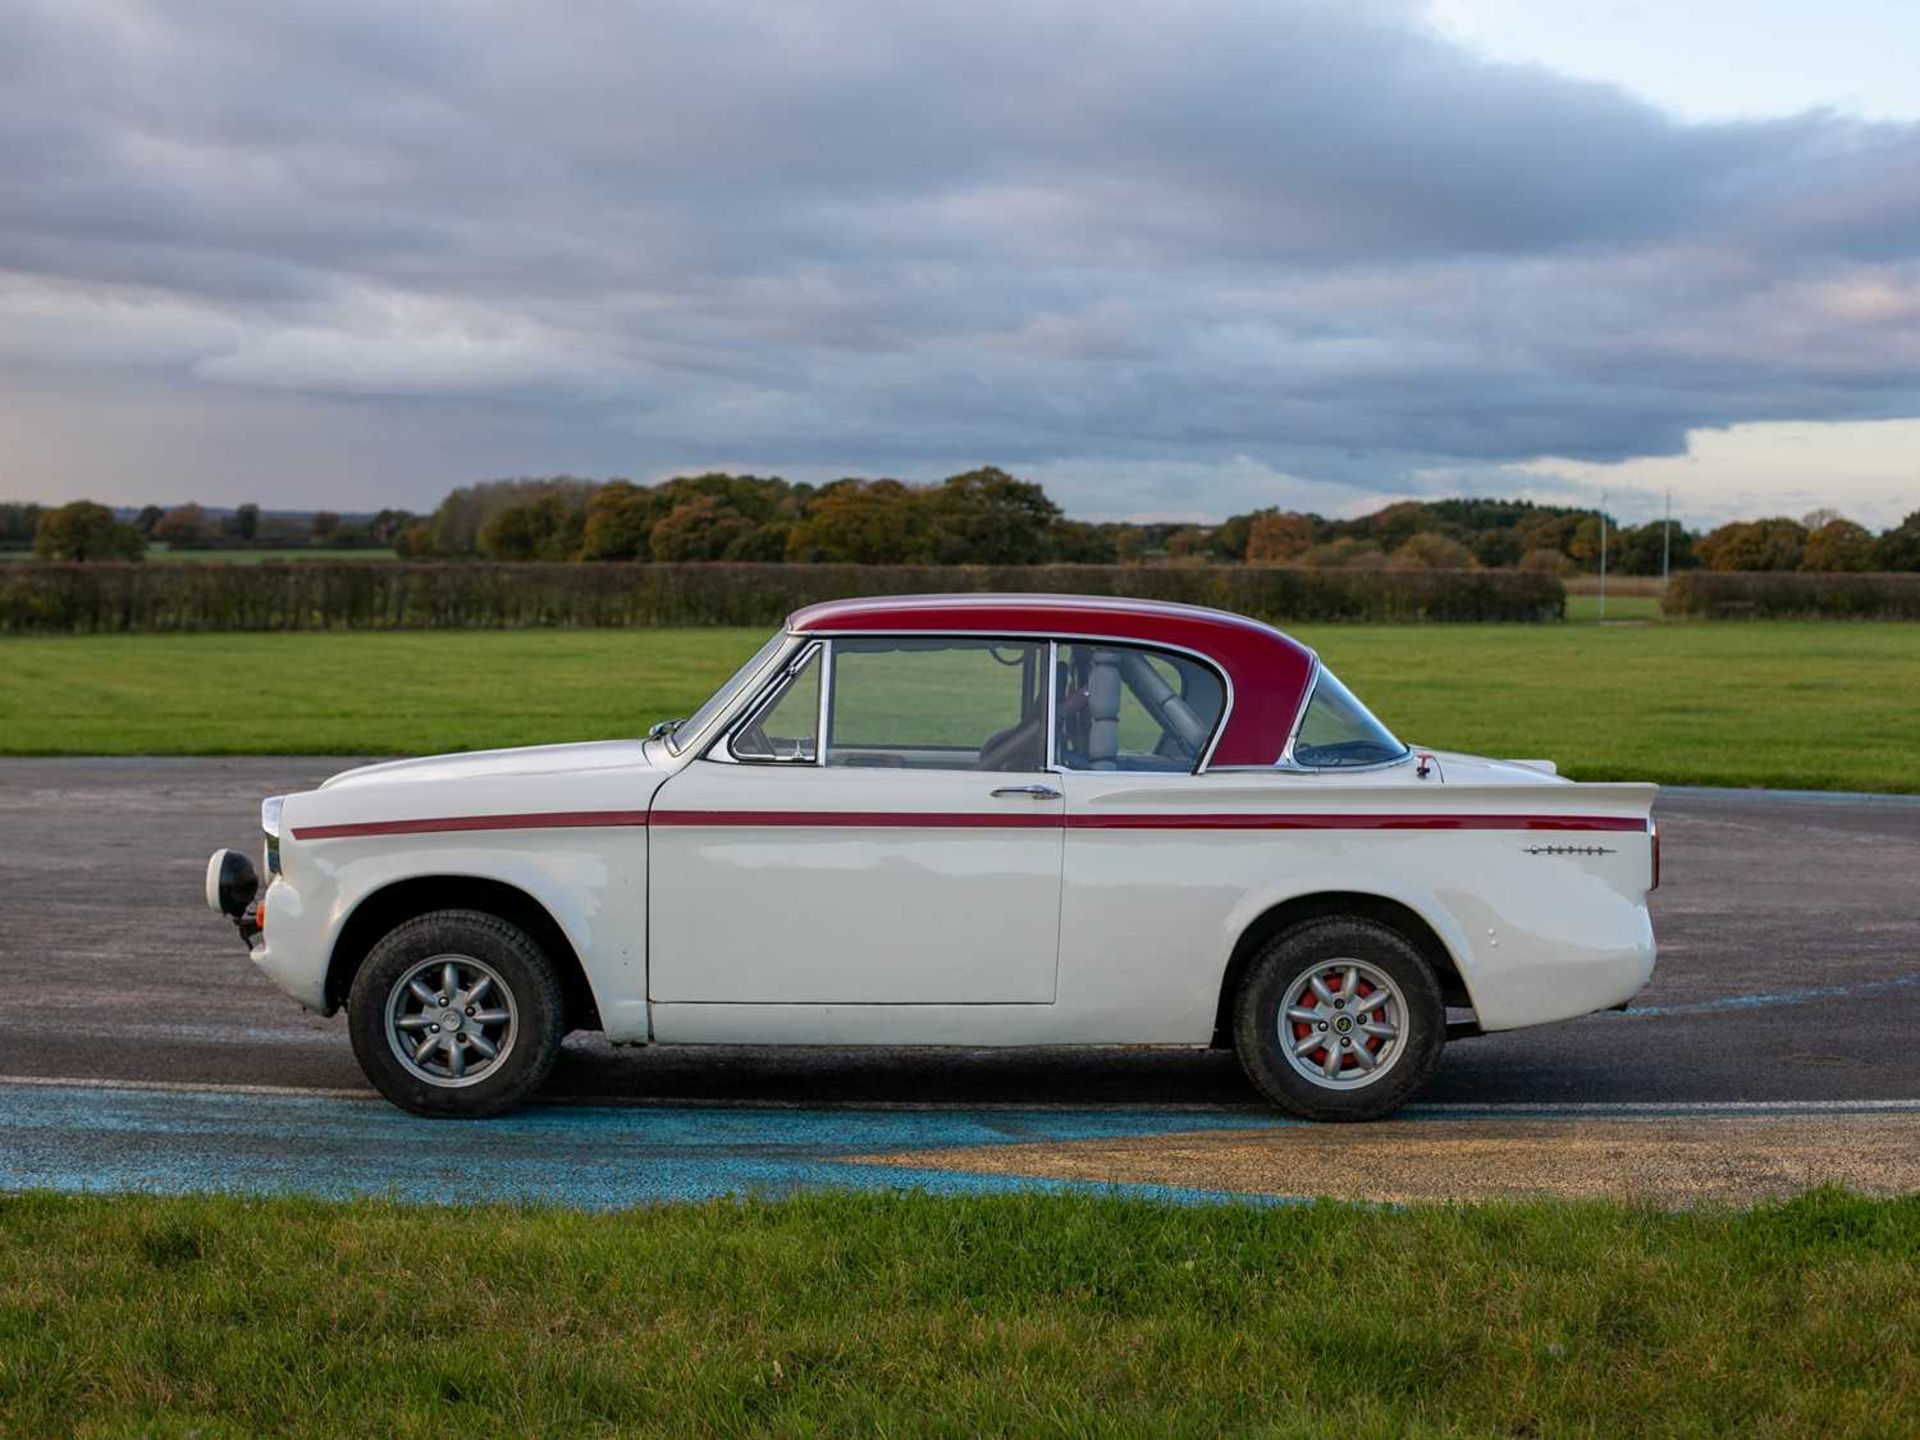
1044,639,1060,772
807,628,1234,775
1271,661,1413,776
816,638,834,767
677,631,806,759
712,641,824,766
815,633,1053,774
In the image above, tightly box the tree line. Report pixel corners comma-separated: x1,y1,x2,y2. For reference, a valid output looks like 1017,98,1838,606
7,471,1920,573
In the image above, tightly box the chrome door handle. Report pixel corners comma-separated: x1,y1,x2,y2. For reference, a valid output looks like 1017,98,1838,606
991,784,1062,800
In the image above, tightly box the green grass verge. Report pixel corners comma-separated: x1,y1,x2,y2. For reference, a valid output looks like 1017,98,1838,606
1,1189,1914,1436
1,621,1915,790
1564,592,1664,622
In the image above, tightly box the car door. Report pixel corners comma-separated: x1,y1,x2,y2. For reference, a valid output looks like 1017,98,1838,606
648,635,1064,1005
1052,642,1237,1028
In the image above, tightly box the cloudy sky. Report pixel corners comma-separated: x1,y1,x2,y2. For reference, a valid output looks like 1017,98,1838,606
2,0,1917,527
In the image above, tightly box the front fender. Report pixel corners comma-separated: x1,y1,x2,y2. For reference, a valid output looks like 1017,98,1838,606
267,830,650,1041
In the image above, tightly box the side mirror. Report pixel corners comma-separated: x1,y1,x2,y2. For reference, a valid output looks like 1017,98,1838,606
204,848,259,919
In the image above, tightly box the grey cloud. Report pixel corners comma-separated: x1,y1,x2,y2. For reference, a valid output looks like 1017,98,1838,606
1,0,1917,517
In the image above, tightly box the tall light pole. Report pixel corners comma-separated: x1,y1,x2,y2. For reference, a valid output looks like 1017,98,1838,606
1662,489,1672,584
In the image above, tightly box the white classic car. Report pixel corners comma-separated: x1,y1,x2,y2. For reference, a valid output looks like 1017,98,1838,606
205,594,1657,1120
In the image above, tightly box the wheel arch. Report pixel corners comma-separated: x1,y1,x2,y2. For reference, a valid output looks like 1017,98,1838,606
324,874,602,1032
1210,891,1470,1048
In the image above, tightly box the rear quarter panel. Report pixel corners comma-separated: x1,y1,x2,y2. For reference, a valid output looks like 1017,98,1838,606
1056,775,1657,1039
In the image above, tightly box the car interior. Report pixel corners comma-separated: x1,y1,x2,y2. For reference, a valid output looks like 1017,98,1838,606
730,636,1226,773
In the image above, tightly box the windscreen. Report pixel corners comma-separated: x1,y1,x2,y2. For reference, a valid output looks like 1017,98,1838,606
668,630,788,753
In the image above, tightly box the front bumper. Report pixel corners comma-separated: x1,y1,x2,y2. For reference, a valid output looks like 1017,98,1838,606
244,875,331,1014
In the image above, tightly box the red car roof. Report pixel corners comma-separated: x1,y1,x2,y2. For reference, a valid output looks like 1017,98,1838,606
787,593,1317,767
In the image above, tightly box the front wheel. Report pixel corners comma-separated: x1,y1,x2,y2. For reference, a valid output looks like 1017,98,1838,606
1232,917,1445,1121
347,909,565,1118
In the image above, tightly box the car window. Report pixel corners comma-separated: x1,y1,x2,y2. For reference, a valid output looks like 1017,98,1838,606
729,645,820,762
1055,643,1224,772
827,638,1047,770
1290,668,1406,769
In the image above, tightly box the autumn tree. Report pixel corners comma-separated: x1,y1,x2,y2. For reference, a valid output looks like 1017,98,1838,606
33,501,145,561
922,467,1058,565
477,493,585,560
1046,519,1119,563
1245,511,1314,562
650,495,756,561
1874,511,1920,571
367,508,418,545
152,503,212,549
1512,511,1583,561
578,482,657,561
1800,518,1875,571
1387,532,1476,569
1696,517,1807,571
786,479,927,563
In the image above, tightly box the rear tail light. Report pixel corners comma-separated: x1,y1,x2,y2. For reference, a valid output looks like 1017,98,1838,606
1649,819,1661,891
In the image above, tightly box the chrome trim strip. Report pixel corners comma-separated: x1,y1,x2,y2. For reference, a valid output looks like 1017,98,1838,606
1044,638,1060,773
816,638,833,768
673,631,805,758
714,641,823,765
1271,660,1413,776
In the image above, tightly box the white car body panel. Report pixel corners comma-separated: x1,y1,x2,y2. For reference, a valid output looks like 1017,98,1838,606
232,596,1658,1066
258,744,668,1040
648,761,1064,1006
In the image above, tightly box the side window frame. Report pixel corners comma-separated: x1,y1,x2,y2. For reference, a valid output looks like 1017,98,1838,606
715,641,828,766
822,634,1051,773
1050,638,1228,777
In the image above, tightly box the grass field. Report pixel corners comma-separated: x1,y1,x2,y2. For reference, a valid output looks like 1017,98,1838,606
1,1188,1913,1436
2,621,1914,789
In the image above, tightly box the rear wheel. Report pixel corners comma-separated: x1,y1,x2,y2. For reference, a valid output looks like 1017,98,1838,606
1232,917,1445,1121
347,909,565,1118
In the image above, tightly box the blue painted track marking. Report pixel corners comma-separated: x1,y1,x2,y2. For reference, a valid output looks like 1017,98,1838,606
0,1083,1293,1208
1618,971,1920,1018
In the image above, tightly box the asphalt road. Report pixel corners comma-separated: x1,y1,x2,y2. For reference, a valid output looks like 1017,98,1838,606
2,757,1916,1109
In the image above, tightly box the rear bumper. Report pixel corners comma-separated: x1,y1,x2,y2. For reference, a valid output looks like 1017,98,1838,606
1474,924,1656,1031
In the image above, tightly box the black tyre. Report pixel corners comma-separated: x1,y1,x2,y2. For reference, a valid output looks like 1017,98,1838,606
1232,916,1445,1121
347,908,565,1118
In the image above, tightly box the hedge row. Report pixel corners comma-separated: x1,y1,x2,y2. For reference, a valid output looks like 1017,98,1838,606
0,562,1565,633
1663,570,1920,620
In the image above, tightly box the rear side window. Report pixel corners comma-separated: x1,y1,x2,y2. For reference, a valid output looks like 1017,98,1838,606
1290,669,1406,769
1055,644,1224,772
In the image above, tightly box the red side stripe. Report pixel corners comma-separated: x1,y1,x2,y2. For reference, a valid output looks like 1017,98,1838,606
648,809,1062,830
291,810,650,840
294,809,1647,840
1064,813,1648,832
